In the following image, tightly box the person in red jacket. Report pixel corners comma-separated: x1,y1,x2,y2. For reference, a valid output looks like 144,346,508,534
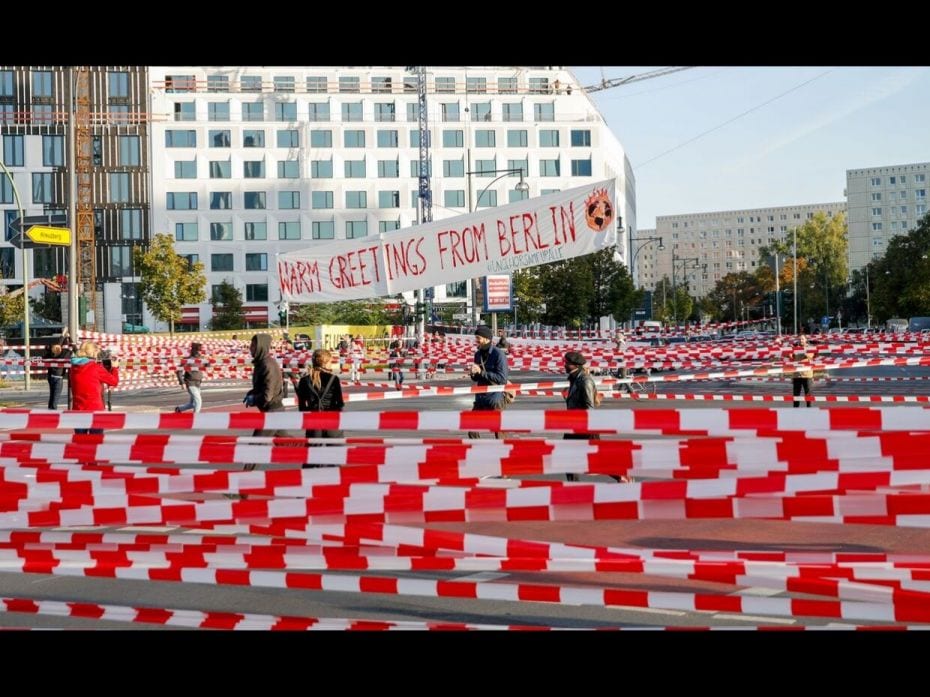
70,341,119,434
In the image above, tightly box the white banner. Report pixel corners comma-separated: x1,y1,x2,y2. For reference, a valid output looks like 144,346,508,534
278,178,617,303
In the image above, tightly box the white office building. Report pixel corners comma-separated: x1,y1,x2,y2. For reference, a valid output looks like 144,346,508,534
148,66,633,330
846,161,929,272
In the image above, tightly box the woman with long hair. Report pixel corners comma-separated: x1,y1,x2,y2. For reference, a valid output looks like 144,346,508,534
296,348,345,442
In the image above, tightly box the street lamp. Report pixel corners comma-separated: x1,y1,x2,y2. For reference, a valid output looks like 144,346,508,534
0,153,31,391
671,254,701,326
792,225,798,336
629,235,664,288
465,166,529,330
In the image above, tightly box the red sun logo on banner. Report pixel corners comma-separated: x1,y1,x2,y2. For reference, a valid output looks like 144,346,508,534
584,188,614,232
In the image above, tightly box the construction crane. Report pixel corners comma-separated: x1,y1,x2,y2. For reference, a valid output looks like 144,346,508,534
410,66,432,335
74,66,96,331
583,66,694,93
4,277,66,298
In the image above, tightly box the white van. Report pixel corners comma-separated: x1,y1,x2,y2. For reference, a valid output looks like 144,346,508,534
886,318,908,332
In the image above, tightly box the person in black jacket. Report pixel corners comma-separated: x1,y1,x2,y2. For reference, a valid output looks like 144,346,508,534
242,334,291,469
563,351,628,483
467,325,510,439
296,348,345,445
44,342,71,409
174,342,203,413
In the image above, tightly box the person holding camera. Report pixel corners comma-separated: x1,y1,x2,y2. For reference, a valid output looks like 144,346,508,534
175,342,203,413
69,341,119,433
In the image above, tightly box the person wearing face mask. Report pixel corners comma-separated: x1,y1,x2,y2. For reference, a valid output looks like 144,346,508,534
467,325,510,439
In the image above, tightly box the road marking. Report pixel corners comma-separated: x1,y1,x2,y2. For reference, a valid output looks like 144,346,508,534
734,586,783,597
712,613,796,625
454,571,509,582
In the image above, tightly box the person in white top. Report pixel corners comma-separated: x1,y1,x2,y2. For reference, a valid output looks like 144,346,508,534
349,335,365,383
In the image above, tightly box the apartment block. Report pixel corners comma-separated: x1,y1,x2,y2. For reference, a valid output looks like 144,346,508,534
647,202,846,298
846,161,929,271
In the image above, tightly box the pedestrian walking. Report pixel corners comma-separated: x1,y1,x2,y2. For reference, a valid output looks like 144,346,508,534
242,334,290,469
175,342,203,413
467,325,511,439
297,348,345,447
562,351,605,481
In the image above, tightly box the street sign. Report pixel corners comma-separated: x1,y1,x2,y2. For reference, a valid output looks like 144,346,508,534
8,232,39,250
10,213,67,234
452,312,470,321
821,315,831,327
26,225,71,246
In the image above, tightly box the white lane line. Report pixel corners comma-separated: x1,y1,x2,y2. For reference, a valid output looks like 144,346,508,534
455,572,509,583
734,586,783,597
712,613,796,625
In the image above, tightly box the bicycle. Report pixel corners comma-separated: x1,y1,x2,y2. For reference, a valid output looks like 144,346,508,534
614,367,655,397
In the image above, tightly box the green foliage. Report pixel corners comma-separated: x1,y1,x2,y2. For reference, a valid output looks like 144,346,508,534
538,256,594,327
511,269,546,323
292,300,399,326
703,271,767,322
31,291,62,323
651,277,692,324
872,213,930,321
134,234,207,334
0,293,24,330
210,281,245,330
763,211,848,323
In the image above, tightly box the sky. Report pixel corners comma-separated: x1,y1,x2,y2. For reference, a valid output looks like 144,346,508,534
570,66,930,232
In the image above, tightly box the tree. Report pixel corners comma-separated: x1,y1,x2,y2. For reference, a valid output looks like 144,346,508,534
871,213,930,321
763,211,847,325
133,233,207,335
649,276,692,324
291,299,398,326
31,290,62,323
511,268,546,324
0,292,24,331
703,271,766,323
537,256,595,327
210,280,245,330
586,248,641,325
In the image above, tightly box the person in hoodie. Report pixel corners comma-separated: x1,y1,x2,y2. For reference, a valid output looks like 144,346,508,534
70,341,119,434
242,334,291,469
175,342,204,413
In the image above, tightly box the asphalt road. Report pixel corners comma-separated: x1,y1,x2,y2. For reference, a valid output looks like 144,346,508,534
1,365,929,630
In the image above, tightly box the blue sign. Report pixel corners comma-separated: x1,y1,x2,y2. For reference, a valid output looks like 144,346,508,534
821,315,830,326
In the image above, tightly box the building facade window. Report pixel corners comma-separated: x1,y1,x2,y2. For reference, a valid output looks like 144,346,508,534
43,135,65,166
244,222,267,240
312,221,335,239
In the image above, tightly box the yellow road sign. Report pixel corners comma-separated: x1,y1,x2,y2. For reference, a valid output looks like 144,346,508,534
26,225,71,246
